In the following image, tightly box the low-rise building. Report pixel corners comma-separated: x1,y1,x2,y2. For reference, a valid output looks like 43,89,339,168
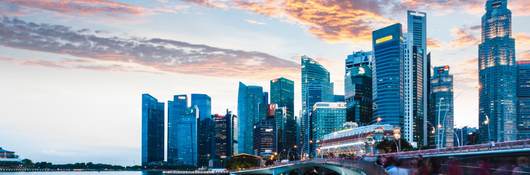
318,124,396,157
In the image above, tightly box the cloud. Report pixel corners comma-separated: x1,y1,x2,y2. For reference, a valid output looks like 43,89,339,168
0,0,146,16
515,32,530,48
0,17,298,80
519,50,530,61
245,19,266,25
427,37,443,49
0,0,189,17
185,0,398,43
449,25,481,48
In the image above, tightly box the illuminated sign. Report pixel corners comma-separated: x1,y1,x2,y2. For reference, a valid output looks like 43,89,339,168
375,35,393,44
178,96,186,100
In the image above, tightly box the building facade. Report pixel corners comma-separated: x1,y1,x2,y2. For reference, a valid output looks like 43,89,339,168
478,0,518,142
213,111,235,167
254,115,276,158
372,23,404,128
431,66,454,148
191,94,212,120
198,117,215,167
141,94,165,166
318,125,396,157
270,77,297,154
344,51,373,125
311,102,347,155
168,94,188,164
404,10,428,148
237,82,267,154
175,106,199,166
518,61,530,139
301,56,334,157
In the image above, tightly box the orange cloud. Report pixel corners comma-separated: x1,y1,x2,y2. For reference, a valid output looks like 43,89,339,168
515,33,530,47
427,37,443,49
449,25,481,48
519,51,530,61
186,0,397,43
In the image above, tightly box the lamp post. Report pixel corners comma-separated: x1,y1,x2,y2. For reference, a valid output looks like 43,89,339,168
484,115,491,143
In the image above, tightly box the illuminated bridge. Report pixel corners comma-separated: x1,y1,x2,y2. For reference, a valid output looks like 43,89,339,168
231,139,530,175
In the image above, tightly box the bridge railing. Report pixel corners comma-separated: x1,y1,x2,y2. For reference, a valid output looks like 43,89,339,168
378,139,530,158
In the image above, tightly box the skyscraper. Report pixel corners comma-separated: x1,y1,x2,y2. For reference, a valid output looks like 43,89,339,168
198,117,214,167
301,56,333,156
311,102,346,155
141,94,165,166
175,106,199,166
270,77,296,155
167,94,187,164
517,61,530,139
372,23,404,128
237,82,266,155
478,0,517,142
431,66,454,148
344,51,373,125
404,10,428,147
192,94,212,120
254,114,276,158
213,110,235,167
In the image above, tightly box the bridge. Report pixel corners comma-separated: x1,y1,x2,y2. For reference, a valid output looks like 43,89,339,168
231,139,530,175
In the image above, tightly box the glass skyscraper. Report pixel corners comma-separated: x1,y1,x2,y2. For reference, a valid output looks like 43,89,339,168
404,10,428,147
237,82,267,155
191,94,212,120
141,94,165,166
270,77,296,155
344,51,373,125
478,0,517,142
431,66,454,148
372,23,404,128
167,94,187,164
175,106,198,166
517,61,530,139
301,56,333,156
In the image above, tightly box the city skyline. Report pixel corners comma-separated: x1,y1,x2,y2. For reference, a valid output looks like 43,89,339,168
1,0,530,166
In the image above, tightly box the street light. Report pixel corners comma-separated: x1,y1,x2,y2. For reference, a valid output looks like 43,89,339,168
376,117,382,124
484,115,491,143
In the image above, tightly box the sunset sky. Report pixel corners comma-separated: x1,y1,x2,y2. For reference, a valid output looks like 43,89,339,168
0,0,529,166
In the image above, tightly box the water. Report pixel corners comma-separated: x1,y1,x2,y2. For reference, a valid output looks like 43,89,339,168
0,171,163,175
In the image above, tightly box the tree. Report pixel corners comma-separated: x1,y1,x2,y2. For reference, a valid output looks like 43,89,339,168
21,159,33,168
375,138,414,153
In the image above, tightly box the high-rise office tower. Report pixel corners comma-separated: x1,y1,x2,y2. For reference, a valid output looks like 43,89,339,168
192,94,214,167
198,117,214,167
344,51,373,125
311,102,346,155
270,77,296,155
431,66,454,148
192,94,212,120
301,56,333,156
167,95,187,164
372,23,404,128
213,110,235,167
175,106,199,166
517,61,530,139
478,0,517,142
141,94,165,166
254,113,276,158
404,10,428,147
237,82,267,154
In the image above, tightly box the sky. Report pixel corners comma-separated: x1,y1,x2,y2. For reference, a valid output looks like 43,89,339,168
0,0,529,166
